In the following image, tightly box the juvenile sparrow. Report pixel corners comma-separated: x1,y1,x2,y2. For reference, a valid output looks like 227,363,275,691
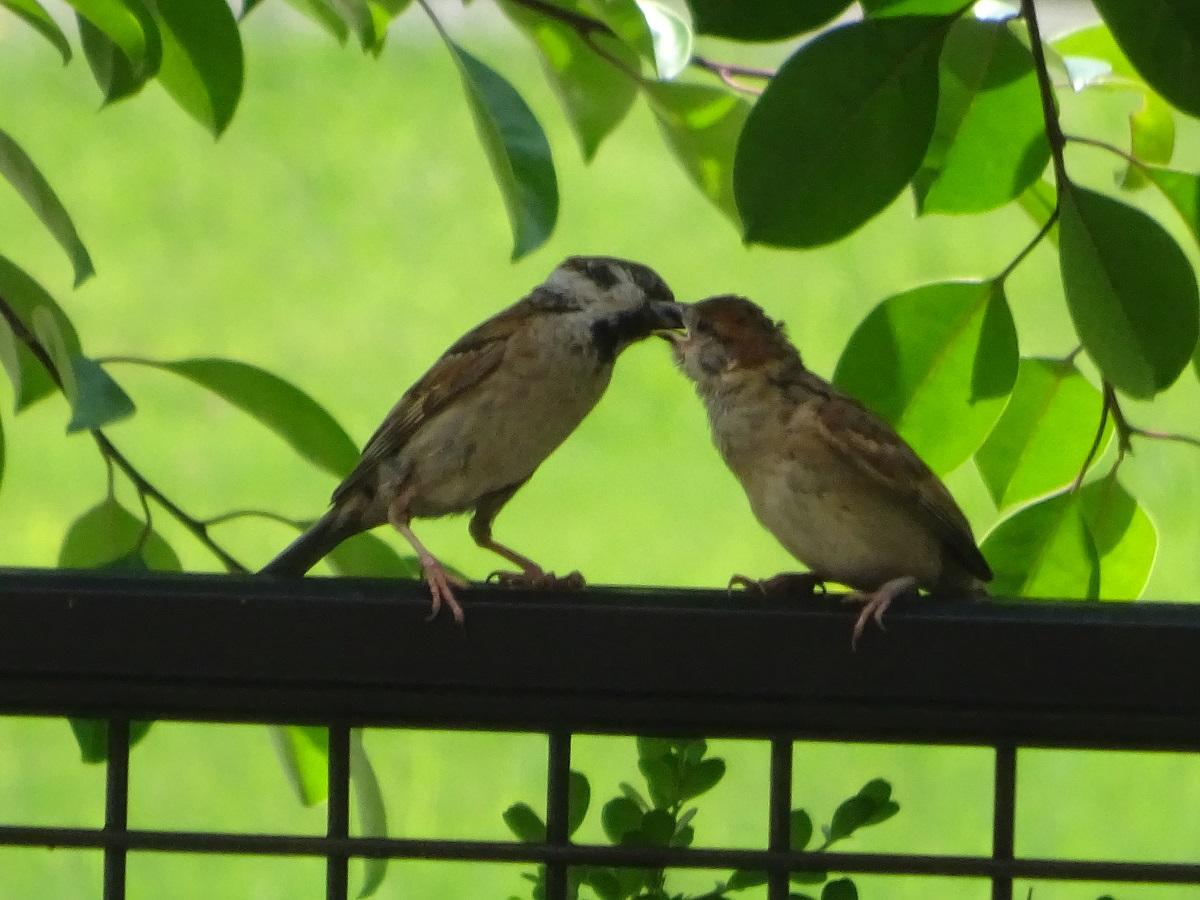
263,256,682,622
670,295,992,647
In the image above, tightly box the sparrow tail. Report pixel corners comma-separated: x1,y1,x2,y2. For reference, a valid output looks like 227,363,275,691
260,508,360,576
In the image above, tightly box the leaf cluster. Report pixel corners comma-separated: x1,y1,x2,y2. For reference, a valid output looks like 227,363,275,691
502,739,900,900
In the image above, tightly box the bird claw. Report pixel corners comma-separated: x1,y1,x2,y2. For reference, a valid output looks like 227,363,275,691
729,572,825,599
487,568,586,590
419,558,468,625
844,575,918,651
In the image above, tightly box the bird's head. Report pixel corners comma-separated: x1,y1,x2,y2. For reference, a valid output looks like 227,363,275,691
541,255,683,361
669,295,798,385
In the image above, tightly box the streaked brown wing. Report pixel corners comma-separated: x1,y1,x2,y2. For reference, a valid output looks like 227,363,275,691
331,299,529,505
813,391,993,581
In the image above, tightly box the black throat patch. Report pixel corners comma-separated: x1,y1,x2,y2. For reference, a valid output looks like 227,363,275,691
590,305,656,365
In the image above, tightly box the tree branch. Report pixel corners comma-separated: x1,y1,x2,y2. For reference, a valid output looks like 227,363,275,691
1019,0,1068,187
1070,389,1110,492
0,294,248,573
690,54,774,95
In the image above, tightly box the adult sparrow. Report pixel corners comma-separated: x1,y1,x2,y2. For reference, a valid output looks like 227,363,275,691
263,256,682,622
670,295,991,647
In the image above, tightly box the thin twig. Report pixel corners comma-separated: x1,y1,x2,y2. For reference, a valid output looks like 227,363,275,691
1128,427,1200,449
0,294,248,573
1070,392,1110,492
1066,133,1140,167
996,204,1060,283
1103,382,1134,462
1020,0,1068,186
204,508,306,530
691,54,773,95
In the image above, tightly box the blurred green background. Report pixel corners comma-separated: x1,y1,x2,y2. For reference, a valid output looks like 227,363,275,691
1,2,1199,898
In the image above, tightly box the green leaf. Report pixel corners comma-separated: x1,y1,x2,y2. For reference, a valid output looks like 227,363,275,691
67,719,153,764
60,496,181,570
1017,178,1059,246
689,0,850,41
150,0,244,136
601,796,643,843
364,0,410,55
636,0,692,80
67,0,160,77
862,0,967,14
790,809,813,850
326,532,420,577
679,756,724,801
1079,473,1157,599
271,725,329,806
975,358,1111,510
585,0,655,69
501,0,637,161
504,802,547,843
913,18,1049,215
635,736,672,759
639,808,675,845
350,730,388,898
833,280,1018,475
78,13,154,104
112,357,358,478
0,130,95,286
281,0,349,43
1058,183,1199,398
444,40,558,260
32,308,135,432
619,781,649,811
644,81,750,223
981,490,1101,599
821,880,858,900
1120,91,1174,190
1,0,72,62
735,15,951,247
568,770,590,837
638,756,679,809
0,410,5,490
0,254,82,410
580,868,623,900
728,869,768,889
1145,167,1200,248
1091,0,1200,117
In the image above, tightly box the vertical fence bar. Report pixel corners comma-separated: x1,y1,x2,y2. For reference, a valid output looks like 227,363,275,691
545,730,572,900
103,717,130,900
768,737,793,900
992,743,1017,900
327,723,351,900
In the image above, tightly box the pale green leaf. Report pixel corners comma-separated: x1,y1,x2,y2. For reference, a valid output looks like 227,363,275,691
584,0,655,68
644,81,750,223
913,18,1049,214
1,0,72,62
446,41,558,260
833,280,1018,474
0,129,95,286
59,496,180,570
271,725,328,805
501,0,637,161
1145,167,1200,249
151,0,244,136
281,0,349,43
1120,91,1174,189
110,357,358,479
1016,178,1059,246
982,491,1100,599
975,358,1111,509
351,730,389,898
1079,474,1156,599
1058,184,1199,398
735,16,951,247
636,0,692,80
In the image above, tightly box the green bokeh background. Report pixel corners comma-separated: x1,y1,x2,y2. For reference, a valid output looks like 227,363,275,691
1,4,1199,898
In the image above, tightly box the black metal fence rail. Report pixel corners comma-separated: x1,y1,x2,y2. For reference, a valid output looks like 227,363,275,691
1,568,1199,900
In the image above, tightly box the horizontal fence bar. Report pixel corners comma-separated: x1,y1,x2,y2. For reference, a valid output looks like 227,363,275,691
2,826,1198,884
1,570,1199,748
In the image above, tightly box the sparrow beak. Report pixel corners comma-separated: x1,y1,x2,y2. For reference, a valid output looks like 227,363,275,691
650,301,686,342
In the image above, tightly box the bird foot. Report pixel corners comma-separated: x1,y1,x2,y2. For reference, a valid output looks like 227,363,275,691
729,571,826,598
487,568,586,590
419,556,470,625
843,575,918,650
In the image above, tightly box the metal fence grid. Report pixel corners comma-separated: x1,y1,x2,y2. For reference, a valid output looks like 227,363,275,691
1,569,1199,900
